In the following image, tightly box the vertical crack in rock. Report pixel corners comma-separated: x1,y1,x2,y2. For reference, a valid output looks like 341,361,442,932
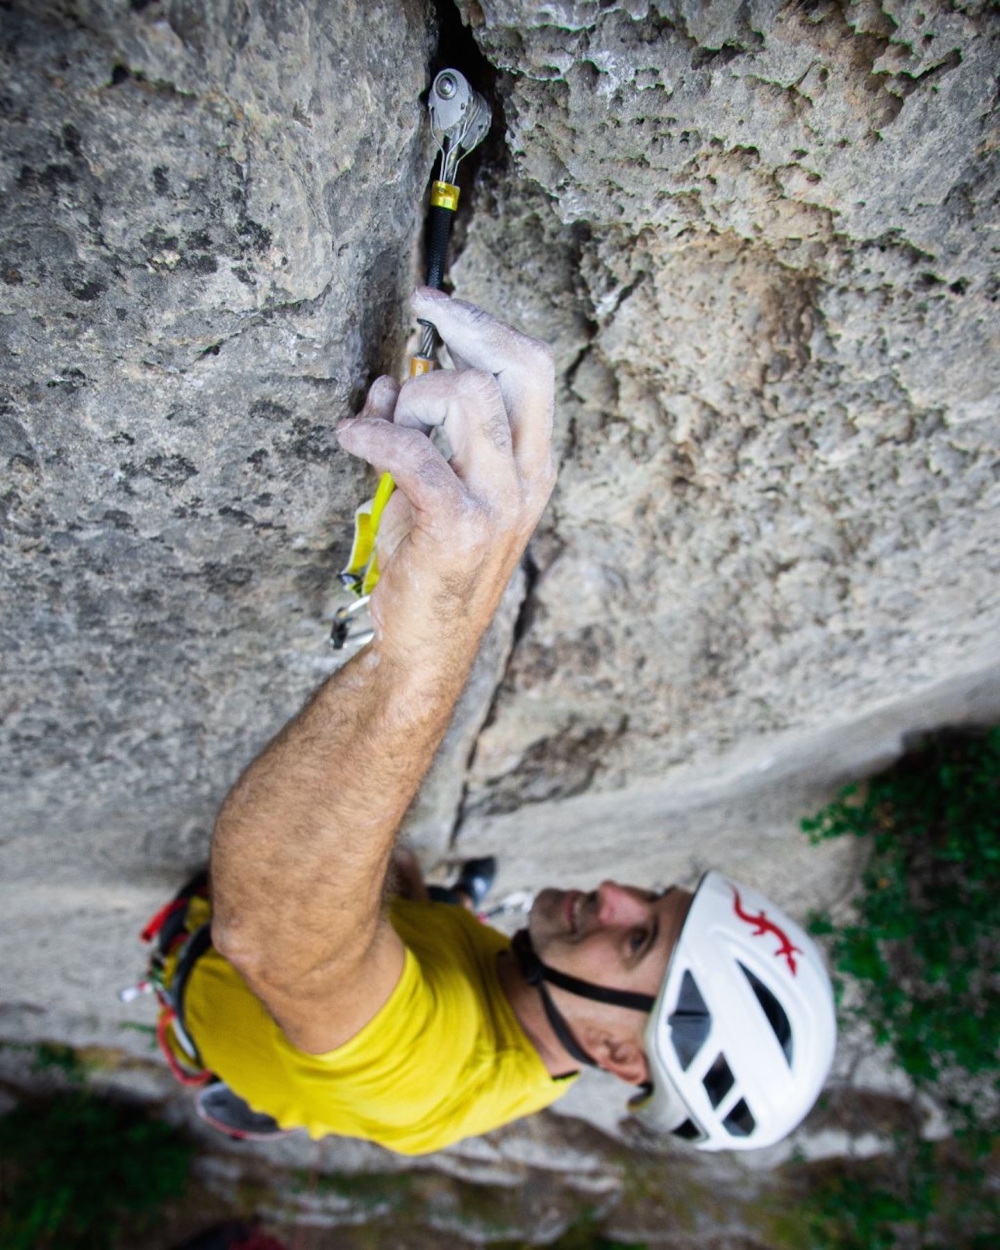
441,548,539,856
424,0,508,281
394,3,526,861
446,205,605,846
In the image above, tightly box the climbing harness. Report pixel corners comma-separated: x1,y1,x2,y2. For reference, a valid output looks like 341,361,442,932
119,870,214,1087
122,873,290,1139
331,68,491,649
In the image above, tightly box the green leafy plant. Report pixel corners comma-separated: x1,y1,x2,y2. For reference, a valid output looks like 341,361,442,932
801,726,1000,1248
33,1042,87,1081
0,1087,192,1249
804,726,1000,1116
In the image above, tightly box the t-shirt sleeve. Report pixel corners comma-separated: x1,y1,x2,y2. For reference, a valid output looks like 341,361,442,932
185,899,573,1153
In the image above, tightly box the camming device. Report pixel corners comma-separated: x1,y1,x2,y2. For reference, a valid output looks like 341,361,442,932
332,69,491,648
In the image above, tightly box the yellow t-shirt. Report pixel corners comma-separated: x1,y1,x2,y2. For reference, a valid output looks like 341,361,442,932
183,898,576,1155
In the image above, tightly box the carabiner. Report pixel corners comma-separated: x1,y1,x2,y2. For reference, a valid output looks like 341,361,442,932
331,595,374,651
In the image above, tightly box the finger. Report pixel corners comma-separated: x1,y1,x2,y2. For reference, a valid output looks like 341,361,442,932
412,288,554,470
374,488,412,566
393,369,517,495
336,416,464,530
443,344,474,372
360,375,400,422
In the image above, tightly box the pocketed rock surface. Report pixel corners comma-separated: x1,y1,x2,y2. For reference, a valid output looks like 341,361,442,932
2,0,436,865
452,0,1000,834
2,0,999,1196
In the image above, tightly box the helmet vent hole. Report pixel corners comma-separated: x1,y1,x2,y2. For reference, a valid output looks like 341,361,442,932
723,1098,756,1138
667,970,712,1071
702,1053,735,1108
671,1117,703,1141
739,962,793,1066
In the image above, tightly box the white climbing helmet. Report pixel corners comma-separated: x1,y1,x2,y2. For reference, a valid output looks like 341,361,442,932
630,870,836,1151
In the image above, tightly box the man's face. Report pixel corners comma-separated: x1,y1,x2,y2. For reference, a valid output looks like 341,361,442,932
528,881,694,1069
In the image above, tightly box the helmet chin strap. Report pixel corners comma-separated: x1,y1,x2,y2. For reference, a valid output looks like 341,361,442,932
511,930,657,1071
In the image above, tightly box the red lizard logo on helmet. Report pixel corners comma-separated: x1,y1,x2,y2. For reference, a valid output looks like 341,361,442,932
731,888,802,975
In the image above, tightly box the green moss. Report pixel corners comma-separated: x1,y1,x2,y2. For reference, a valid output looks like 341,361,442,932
799,727,1000,1248
616,1152,725,1235
33,1042,86,1082
444,1179,529,1238
0,1088,192,1249
741,1180,815,1250
306,1168,415,1214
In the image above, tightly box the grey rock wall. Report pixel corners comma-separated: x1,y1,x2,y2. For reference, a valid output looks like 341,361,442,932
2,0,436,871
451,0,1000,835
2,0,1000,1177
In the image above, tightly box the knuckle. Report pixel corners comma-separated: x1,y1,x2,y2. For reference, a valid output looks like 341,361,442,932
395,374,428,413
455,371,512,451
463,302,493,326
532,337,556,366
459,494,492,533
421,461,453,496
394,424,426,453
411,439,450,484
458,368,500,399
385,425,442,482
485,410,513,452
520,334,555,374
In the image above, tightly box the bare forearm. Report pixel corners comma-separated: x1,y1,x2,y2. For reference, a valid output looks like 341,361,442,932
210,637,478,985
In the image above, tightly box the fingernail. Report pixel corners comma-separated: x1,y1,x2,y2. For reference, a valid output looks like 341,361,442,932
414,285,448,302
336,419,356,436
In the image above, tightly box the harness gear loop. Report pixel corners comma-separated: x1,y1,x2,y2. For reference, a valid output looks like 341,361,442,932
140,896,188,945
156,1008,212,1088
334,69,491,645
126,873,216,1088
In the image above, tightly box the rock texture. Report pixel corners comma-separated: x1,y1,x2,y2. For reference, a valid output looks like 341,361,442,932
2,0,437,870
451,0,1000,835
0,1035,924,1249
2,0,1000,1198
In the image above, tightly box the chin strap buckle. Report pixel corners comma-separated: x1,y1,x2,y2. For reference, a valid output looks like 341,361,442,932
511,929,544,986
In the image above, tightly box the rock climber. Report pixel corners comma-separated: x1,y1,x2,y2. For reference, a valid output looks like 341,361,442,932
147,288,835,1153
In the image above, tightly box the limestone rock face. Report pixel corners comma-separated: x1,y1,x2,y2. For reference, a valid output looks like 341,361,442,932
2,0,435,872
2,0,1000,1171
450,0,1000,834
